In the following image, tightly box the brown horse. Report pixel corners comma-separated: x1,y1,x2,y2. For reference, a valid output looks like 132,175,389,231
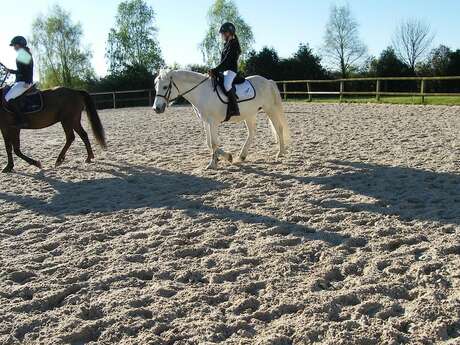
0,87,106,173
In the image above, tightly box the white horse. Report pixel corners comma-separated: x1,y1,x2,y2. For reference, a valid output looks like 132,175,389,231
153,69,290,169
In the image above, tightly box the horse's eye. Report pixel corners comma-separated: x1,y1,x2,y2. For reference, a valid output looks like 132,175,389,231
163,86,168,90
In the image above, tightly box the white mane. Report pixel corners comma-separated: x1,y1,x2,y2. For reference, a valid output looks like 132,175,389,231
157,68,172,80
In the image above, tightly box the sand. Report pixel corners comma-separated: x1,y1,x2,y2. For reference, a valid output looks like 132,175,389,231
0,103,459,345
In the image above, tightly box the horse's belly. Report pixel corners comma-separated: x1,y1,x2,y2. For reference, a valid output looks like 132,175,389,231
27,113,60,130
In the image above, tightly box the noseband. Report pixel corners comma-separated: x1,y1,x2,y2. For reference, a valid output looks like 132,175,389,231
156,76,209,104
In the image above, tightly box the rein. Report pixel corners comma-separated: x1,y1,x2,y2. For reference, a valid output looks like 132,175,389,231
156,76,209,103
0,63,9,87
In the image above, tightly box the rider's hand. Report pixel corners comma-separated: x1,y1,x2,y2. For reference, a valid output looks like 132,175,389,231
208,70,215,77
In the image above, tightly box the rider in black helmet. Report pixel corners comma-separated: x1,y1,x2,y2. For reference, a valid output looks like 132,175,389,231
209,22,242,118
5,36,34,128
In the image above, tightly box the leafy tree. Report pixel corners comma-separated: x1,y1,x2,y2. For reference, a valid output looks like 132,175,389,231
245,47,282,80
392,19,434,73
187,64,209,74
323,4,367,78
245,45,327,81
421,47,460,77
106,0,164,73
281,44,327,80
200,0,254,67
446,50,460,76
369,47,412,77
429,45,452,76
31,5,94,88
86,64,154,93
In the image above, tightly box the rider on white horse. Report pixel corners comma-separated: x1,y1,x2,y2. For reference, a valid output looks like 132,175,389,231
208,22,241,119
5,36,34,128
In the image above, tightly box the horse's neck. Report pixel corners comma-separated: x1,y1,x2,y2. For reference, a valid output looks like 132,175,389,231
174,71,208,105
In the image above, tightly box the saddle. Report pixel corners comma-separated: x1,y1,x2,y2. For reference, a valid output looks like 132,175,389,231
2,84,44,114
213,73,256,104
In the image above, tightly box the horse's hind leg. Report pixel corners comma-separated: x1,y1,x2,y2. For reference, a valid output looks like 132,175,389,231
55,123,75,167
74,124,94,163
265,107,286,158
239,117,256,162
1,131,14,173
10,130,42,169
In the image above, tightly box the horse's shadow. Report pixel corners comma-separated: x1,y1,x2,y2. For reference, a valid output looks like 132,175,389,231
0,162,348,246
241,160,460,225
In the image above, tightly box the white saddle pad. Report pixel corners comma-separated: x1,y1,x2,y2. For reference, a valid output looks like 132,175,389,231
216,80,256,104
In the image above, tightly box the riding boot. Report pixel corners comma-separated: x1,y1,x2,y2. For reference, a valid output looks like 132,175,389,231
225,87,240,121
7,99,29,129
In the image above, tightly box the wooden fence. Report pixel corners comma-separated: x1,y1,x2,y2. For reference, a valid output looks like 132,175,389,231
90,89,155,109
89,76,460,109
276,76,460,103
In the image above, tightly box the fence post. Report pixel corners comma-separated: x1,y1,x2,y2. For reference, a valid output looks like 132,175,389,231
148,90,153,106
376,80,381,102
307,82,312,102
112,92,116,109
283,82,287,101
339,81,344,103
420,79,425,104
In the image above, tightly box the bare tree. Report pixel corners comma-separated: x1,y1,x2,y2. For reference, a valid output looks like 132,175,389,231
392,19,434,73
323,5,367,78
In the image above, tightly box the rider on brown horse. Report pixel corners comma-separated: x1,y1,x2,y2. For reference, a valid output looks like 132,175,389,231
5,36,33,128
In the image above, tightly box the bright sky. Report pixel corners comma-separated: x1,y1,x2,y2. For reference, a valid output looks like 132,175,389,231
1,0,459,77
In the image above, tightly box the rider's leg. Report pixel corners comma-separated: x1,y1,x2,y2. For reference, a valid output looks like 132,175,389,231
223,70,239,119
5,82,30,128
223,70,236,92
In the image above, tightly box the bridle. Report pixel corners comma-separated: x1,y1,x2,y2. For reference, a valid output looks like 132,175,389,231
156,75,209,103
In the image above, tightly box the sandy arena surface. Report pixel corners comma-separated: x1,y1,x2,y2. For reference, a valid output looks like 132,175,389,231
1,103,460,345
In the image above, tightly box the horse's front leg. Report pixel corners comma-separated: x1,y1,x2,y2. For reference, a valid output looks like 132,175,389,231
205,122,219,170
11,130,42,170
1,130,14,173
239,117,256,162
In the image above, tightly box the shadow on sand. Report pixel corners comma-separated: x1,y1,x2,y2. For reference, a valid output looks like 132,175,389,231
0,162,349,246
241,160,460,225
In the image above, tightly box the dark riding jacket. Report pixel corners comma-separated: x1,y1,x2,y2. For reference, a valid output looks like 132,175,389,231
212,38,240,74
9,48,34,84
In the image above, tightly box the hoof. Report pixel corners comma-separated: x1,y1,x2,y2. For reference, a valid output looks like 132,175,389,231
276,151,286,159
238,155,247,162
54,160,63,168
206,161,218,170
2,165,13,173
85,158,93,164
36,161,43,169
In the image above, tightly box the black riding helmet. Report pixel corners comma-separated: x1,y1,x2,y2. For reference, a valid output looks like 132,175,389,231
219,22,236,34
10,36,27,47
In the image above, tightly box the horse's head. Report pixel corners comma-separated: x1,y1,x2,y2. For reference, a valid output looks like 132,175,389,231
153,68,178,114
0,62,9,89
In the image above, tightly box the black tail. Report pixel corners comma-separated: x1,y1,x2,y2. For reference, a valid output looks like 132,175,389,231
80,91,106,149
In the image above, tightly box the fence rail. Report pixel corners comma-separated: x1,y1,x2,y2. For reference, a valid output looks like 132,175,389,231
90,89,154,109
89,76,460,109
276,76,460,103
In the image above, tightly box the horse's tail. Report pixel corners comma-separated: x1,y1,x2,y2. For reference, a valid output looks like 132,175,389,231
267,80,291,146
80,91,107,149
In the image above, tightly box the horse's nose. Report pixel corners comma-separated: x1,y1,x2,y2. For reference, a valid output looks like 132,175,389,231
153,104,162,114
153,103,166,114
